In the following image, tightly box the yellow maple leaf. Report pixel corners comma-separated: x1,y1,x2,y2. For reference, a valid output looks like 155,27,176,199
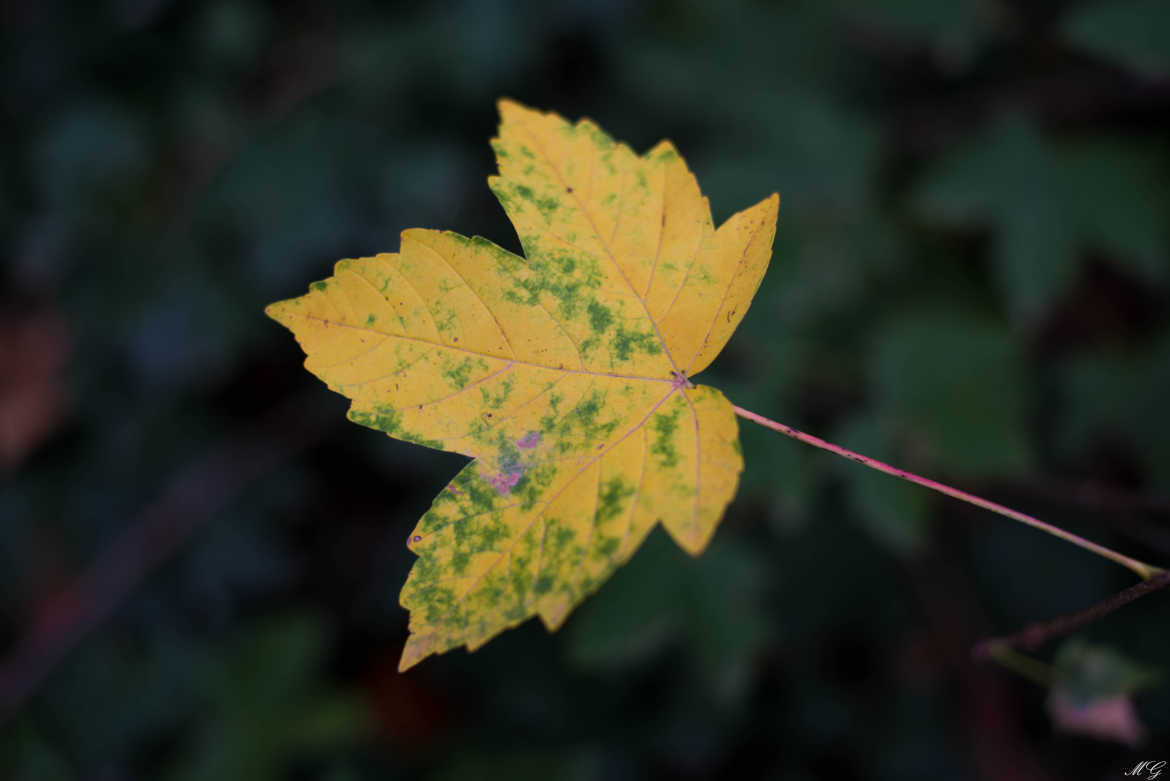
266,100,778,671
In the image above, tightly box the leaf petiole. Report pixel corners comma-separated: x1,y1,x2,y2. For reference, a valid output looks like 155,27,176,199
732,405,1166,581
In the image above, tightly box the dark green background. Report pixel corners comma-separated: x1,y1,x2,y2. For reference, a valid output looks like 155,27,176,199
3,0,1170,778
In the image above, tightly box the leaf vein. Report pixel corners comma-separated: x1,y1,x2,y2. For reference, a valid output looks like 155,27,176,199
512,114,683,375
683,391,702,543
415,239,517,357
641,161,668,300
296,314,672,384
683,217,767,374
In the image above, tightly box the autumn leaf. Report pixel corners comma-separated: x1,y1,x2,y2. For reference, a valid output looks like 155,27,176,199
266,100,778,671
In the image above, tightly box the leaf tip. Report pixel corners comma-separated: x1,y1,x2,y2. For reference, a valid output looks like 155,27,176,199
762,191,780,218
398,634,431,673
666,525,716,558
264,299,293,327
539,598,574,632
720,191,779,235
648,139,680,161
496,96,529,122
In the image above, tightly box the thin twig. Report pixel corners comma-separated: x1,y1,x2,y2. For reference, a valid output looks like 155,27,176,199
0,392,330,722
732,404,1166,581
972,571,1170,661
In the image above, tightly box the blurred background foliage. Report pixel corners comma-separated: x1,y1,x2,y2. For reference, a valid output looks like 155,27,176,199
2,0,1170,778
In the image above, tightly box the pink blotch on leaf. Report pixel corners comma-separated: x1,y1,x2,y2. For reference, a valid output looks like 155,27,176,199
516,431,540,449
489,468,524,495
